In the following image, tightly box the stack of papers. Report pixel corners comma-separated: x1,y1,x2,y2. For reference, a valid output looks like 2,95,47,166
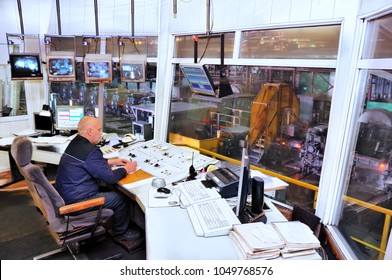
230,223,284,259
229,221,321,260
272,221,321,258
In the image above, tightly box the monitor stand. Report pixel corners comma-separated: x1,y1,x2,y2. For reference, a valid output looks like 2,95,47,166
234,206,267,224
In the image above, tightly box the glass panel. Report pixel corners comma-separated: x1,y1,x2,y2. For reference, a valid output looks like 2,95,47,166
49,61,156,135
240,25,341,59
339,69,392,260
170,63,334,207
362,14,392,59
0,65,27,117
174,33,235,59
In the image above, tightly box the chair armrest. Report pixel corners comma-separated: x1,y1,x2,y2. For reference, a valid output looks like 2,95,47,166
59,197,105,215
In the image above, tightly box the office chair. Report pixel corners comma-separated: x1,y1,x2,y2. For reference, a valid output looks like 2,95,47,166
10,136,119,260
291,204,328,260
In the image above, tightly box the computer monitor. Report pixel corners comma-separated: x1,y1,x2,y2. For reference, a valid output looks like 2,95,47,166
120,54,146,83
235,139,267,223
34,113,54,136
9,53,43,80
180,64,216,97
46,51,76,82
83,54,113,83
180,64,234,98
55,105,84,132
235,144,252,221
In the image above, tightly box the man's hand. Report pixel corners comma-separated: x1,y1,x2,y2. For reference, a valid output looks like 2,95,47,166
124,161,137,173
108,158,129,166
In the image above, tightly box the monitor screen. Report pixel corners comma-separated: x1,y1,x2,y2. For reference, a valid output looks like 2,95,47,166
34,113,53,135
9,53,43,80
180,64,216,96
55,105,84,131
47,51,76,82
235,146,252,220
121,63,145,82
120,54,146,83
84,54,112,83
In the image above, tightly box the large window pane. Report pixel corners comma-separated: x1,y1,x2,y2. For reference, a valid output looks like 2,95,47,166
174,33,235,59
240,25,341,59
0,65,27,117
339,70,392,260
362,14,392,59
170,63,334,208
50,61,156,136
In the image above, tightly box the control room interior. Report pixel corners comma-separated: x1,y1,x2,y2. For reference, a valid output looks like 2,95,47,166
1,0,392,261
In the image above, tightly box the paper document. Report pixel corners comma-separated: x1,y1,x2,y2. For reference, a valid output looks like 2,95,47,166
0,137,15,146
250,170,288,191
13,128,41,137
229,221,321,260
30,135,69,144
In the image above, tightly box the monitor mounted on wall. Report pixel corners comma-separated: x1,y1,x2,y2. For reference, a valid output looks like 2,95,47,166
120,54,146,83
180,63,233,98
46,51,76,82
9,53,43,80
83,54,112,84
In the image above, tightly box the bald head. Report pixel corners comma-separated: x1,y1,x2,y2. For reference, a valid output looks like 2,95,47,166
78,116,102,144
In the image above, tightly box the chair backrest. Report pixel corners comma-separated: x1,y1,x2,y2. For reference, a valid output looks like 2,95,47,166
11,136,72,232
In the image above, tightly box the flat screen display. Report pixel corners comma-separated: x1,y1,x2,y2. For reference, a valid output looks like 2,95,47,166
180,64,216,96
56,105,84,131
9,53,43,80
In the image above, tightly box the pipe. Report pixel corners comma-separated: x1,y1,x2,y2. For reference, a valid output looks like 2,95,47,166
173,0,177,18
17,0,25,34
206,0,210,35
94,0,99,35
56,0,62,35
131,0,135,37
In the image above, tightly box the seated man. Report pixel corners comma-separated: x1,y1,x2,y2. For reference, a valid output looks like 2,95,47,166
55,116,142,249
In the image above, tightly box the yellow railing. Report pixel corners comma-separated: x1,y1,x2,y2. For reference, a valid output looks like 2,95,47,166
176,144,392,260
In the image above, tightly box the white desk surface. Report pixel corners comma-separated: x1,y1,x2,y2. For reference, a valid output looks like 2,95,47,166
25,138,319,260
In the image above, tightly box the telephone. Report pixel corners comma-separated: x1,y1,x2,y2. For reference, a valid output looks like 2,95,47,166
205,168,239,198
122,133,136,144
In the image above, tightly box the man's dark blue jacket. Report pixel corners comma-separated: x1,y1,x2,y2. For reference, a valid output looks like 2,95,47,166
55,134,127,204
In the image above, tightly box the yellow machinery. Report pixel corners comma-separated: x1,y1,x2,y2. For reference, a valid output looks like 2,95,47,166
249,83,300,148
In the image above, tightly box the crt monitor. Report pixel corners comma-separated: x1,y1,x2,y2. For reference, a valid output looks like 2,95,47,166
120,54,146,83
84,54,113,83
55,105,84,132
46,51,76,82
34,113,53,135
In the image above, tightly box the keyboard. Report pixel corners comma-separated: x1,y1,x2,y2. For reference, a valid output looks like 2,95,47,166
187,198,240,237
177,179,220,207
182,180,210,200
